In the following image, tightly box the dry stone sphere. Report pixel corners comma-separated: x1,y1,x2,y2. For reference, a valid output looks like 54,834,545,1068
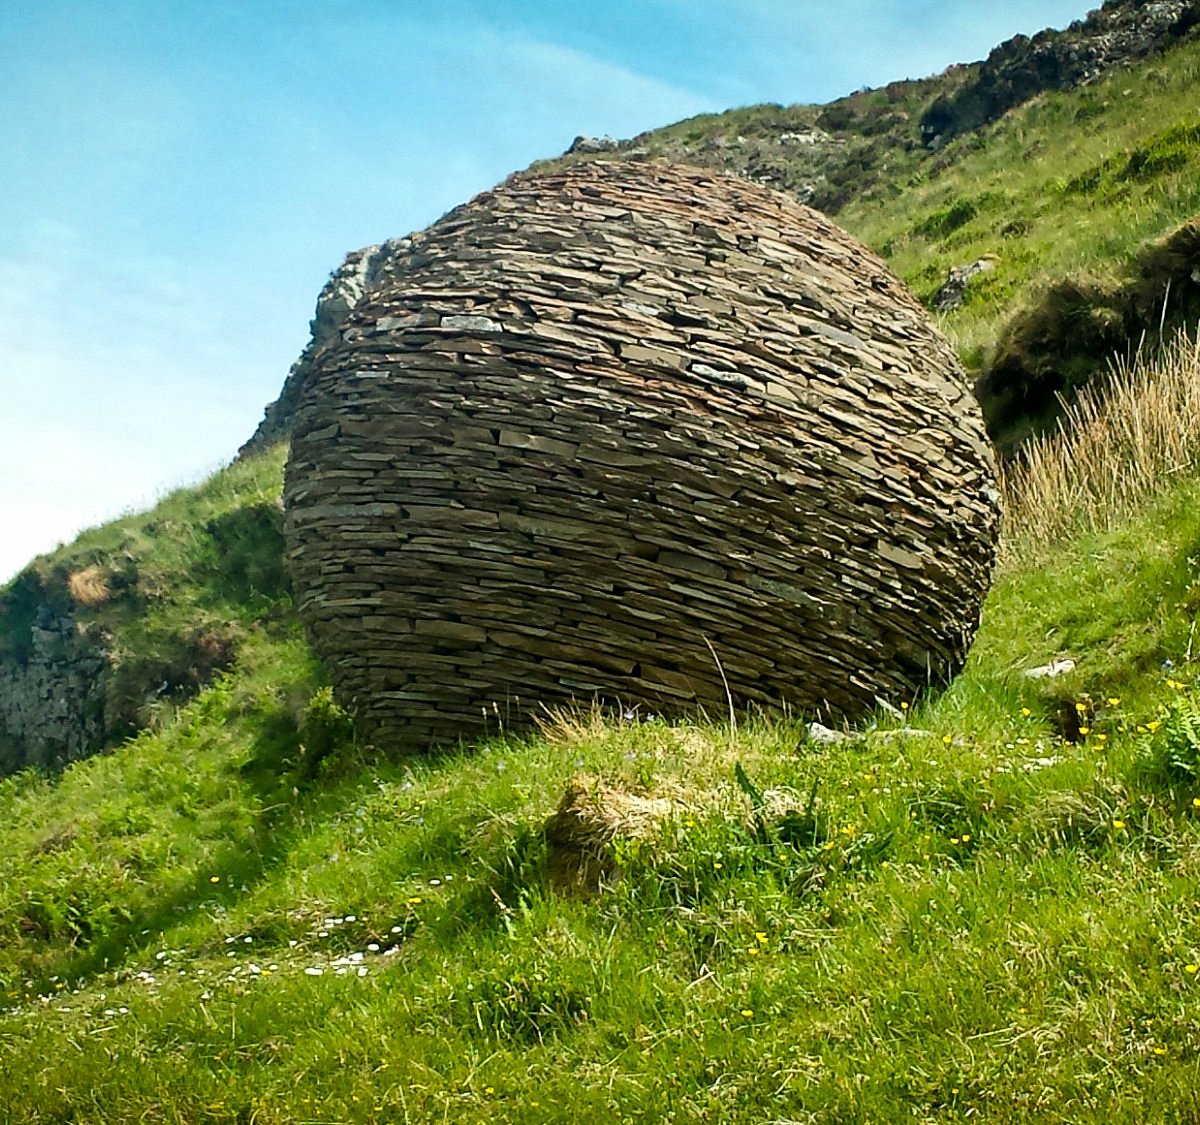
284,160,1000,750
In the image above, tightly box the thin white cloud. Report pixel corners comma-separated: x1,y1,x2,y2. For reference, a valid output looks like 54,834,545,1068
493,34,714,138
649,0,1094,102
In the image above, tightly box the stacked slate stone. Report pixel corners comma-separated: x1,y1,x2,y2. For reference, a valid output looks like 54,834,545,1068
284,160,1000,749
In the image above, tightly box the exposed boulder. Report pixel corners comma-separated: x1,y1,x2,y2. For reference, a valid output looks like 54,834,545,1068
567,135,620,155
283,161,1000,750
934,256,999,312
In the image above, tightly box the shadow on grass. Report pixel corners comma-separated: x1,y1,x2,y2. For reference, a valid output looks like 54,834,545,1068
37,706,541,990
33,702,357,987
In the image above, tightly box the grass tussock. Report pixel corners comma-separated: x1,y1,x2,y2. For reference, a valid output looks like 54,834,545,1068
65,564,111,608
1000,330,1200,563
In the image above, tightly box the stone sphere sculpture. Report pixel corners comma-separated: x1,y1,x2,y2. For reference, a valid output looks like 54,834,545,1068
284,161,1000,749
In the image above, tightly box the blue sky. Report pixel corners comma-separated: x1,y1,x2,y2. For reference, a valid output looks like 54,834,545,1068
2,0,1090,581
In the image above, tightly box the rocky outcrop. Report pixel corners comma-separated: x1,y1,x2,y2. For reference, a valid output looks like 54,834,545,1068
283,161,1000,750
0,571,241,775
934,256,999,312
567,135,620,155
0,498,282,777
920,0,1200,147
240,238,415,457
0,607,108,774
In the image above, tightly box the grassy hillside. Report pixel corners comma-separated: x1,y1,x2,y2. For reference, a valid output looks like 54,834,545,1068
6,11,1200,1120
626,33,1200,347
0,447,290,772
837,39,1200,350
545,32,1200,448
2,340,1200,1121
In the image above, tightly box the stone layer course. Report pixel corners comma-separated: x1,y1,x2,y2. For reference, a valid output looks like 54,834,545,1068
284,161,1000,749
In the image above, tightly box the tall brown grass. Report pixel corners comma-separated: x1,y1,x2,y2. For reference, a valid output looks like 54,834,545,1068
66,565,111,607
999,330,1200,563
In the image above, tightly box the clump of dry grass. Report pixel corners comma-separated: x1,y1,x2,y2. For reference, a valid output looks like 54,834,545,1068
999,330,1200,562
66,565,111,607
545,774,683,894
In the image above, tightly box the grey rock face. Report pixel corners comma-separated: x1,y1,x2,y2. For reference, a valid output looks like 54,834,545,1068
0,613,108,773
920,0,1200,146
567,135,620,155
283,161,1001,750
934,257,999,312
240,237,414,457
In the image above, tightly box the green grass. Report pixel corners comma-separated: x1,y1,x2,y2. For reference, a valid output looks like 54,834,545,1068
0,445,291,769
538,33,1200,446
3,455,1200,1120
9,30,1200,1120
836,42,1200,367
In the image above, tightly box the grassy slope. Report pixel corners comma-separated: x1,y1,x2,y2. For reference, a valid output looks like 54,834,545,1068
6,25,1200,1125
0,446,290,768
840,40,1200,366
2,444,287,635
605,36,1200,377
3,440,1200,1120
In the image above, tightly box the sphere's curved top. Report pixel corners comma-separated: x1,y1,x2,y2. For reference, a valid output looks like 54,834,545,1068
284,160,1000,749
